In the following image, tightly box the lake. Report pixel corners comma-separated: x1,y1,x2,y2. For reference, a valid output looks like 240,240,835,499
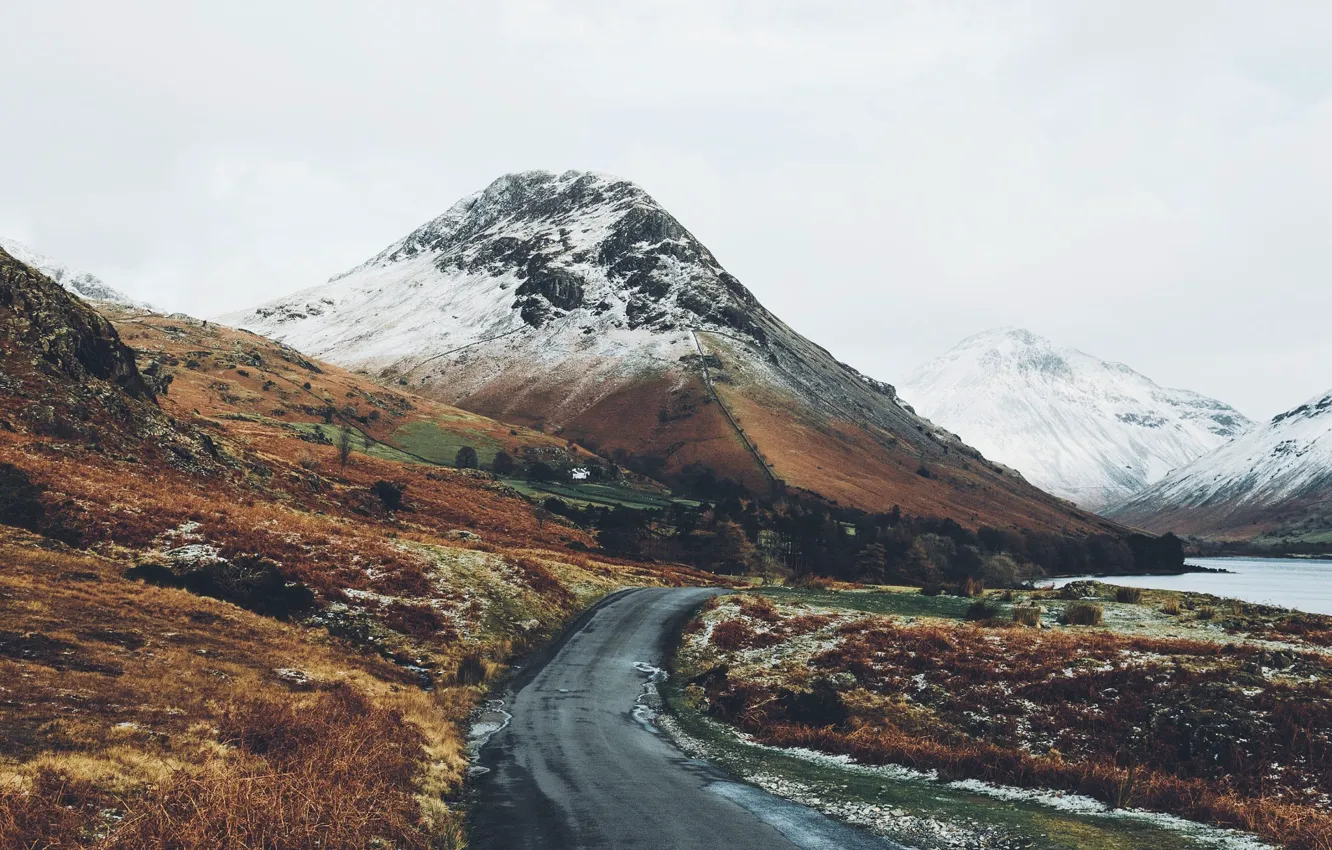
1048,557,1332,616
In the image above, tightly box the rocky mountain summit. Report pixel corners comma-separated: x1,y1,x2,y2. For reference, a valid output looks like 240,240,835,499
901,328,1252,511
1108,387,1332,542
0,237,148,309
224,171,1107,531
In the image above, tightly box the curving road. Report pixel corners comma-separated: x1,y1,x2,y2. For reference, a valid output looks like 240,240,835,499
469,587,908,849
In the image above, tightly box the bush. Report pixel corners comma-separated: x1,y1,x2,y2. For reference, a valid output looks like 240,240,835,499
0,462,45,532
1197,606,1216,621
1162,598,1182,616
371,480,406,512
1061,601,1104,626
961,577,985,598
1116,586,1144,604
126,553,316,620
920,582,943,597
964,600,1000,621
454,446,478,469
1013,605,1042,627
455,650,488,686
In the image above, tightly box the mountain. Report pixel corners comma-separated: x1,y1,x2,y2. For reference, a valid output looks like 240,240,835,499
0,236,149,309
221,170,1109,533
900,328,1252,511
1107,388,1332,543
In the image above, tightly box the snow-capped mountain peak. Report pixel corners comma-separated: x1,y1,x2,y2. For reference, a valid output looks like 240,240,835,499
0,237,148,309
900,328,1253,510
232,169,767,366
1108,388,1332,538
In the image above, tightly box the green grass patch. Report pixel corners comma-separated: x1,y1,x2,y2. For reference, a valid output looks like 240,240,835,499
284,422,423,465
755,587,981,620
384,419,502,466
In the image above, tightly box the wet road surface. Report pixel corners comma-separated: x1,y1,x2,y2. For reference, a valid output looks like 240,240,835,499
468,587,910,849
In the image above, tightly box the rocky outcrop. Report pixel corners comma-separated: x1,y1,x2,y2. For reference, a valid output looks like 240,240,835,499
0,246,154,401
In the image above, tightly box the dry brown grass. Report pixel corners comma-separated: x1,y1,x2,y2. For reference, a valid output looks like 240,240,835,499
0,305,719,848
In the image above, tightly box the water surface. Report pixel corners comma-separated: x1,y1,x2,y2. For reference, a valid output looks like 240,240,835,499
1049,557,1332,616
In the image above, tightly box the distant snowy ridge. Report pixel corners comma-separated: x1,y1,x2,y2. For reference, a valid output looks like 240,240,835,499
1108,387,1332,532
0,237,150,309
901,328,1253,510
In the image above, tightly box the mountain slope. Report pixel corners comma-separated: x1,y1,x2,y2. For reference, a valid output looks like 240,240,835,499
0,236,148,309
0,239,703,849
900,329,1252,511
1107,388,1332,543
222,170,1112,534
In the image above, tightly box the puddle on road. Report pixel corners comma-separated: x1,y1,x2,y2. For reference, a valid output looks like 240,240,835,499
466,699,512,776
632,661,668,732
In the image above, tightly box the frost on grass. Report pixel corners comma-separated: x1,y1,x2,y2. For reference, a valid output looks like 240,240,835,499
674,593,1329,850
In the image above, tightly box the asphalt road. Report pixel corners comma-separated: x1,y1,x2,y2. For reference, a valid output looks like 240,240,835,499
469,587,908,850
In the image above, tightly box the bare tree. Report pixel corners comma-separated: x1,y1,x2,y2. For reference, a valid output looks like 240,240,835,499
336,427,354,470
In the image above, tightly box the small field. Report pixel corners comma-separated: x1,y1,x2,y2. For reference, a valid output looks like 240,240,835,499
671,585,1332,850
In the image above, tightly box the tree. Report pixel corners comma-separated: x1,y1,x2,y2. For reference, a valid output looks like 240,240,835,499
336,427,354,470
455,445,479,469
855,543,888,583
714,521,757,574
492,450,516,475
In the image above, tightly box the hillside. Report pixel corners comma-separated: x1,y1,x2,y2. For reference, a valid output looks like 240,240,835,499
0,236,148,309
1108,387,1332,545
0,246,708,847
222,170,1113,536
901,328,1252,510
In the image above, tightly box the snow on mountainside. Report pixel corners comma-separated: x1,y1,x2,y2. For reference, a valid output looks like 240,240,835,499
1108,388,1332,540
0,238,148,309
220,170,1108,532
900,329,1252,511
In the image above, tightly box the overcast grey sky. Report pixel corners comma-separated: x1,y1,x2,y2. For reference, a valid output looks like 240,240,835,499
2,1,1329,419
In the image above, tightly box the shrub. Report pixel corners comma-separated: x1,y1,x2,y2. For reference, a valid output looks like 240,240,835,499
455,650,488,686
1116,586,1143,604
1061,601,1104,626
1013,605,1042,626
126,553,316,620
297,451,320,471
383,601,448,638
961,577,985,598
1197,606,1216,621
920,582,943,597
792,573,836,591
711,619,760,651
0,462,45,532
964,600,1000,621
372,480,406,512
454,446,478,469
1162,598,1182,616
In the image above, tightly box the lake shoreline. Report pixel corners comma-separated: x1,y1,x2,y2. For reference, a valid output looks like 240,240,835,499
1046,556,1332,616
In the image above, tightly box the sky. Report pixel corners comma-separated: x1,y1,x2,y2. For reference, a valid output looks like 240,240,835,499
2,1,1330,420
